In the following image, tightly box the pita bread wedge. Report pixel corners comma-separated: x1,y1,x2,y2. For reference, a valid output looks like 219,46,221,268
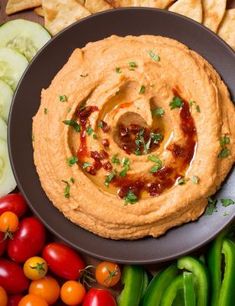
202,0,226,32
42,0,91,35
218,9,235,50
169,0,203,23
106,0,174,9
84,0,113,13
6,0,42,15
34,6,44,17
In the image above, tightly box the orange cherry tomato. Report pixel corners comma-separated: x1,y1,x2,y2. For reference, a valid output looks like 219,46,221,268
95,261,121,287
29,276,60,305
0,286,8,306
61,281,86,305
0,212,19,234
23,257,48,280
18,294,48,306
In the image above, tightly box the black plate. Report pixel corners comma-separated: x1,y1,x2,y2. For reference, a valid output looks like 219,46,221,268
8,8,235,264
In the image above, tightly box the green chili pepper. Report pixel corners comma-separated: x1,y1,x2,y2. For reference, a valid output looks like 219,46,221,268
160,274,183,306
141,264,178,306
117,265,147,306
218,239,235,306
177,256,208,306
207,227,229,306
183,272,196,306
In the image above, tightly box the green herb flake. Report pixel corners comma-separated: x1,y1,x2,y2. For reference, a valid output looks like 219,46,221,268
169,96,183,110
205,197,218,215
86,126,94,136
152,107,165,117
59,95,68,102
220,135,230,146
98,121,104,129
67,156,78,167
119,158,130,177
221,198,235,207
70,177,75,184
191,176,200,184
115,67,122,74
178,177,186,185
111,154,120,165
128,61,138,70
104,171,116,187
44,108,48,114
196,105,201,113
124,191,138,205
139,85,146,94
63,120,81,132
218,147,231,159
62,180,70,199
82,162,92,169
93,133,98,139
148,50,160,62
150,132,163,144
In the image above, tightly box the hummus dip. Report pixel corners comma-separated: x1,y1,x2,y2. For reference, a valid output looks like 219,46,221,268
33,35,235,240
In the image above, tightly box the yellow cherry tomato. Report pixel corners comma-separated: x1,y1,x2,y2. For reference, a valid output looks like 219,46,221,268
0,286,8,306
19,294,48,306
29,276,60,305
95,261,121,287
0,211,19,233
23,257,48,280
61,281,86,305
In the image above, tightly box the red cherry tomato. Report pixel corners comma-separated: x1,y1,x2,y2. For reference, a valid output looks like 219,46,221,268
7,217,46,263
0,194,28,218
82,288,117,306
0,259,29,294
42,243,85,280
0,232,7,256
7,294,23,306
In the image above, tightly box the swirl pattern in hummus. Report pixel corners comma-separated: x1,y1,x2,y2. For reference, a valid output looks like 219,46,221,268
33,35,235,240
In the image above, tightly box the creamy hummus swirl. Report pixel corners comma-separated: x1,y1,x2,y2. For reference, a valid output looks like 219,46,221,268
33,35,235,240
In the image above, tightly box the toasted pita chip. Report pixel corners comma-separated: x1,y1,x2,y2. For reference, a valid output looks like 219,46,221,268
6,0,42,15
34,6,44,17
218,9,235,50
107,0,174,9
202,0,226,32
168,0,203,23
85,0,113,13
42,0,91,36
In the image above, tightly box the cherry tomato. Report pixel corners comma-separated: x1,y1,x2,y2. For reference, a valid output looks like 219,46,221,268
7,217,46,263
18,294,48,306
82,288,116,306
0,232,7,256
95,261,121,287
0,194,27,218
29,276,60,305
0,259,29,294
7,295,23,306
0,212,19,234
61,281,86,305
42,243,85,280
23,257,48,281
0,286,7,306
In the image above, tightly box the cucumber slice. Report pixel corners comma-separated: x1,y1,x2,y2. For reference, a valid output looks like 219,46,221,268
0,79,13,121
0,47,28,91
0,19,51,61
0,117,7,141
0,138,16,197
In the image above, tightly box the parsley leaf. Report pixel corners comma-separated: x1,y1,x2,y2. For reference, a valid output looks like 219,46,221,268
218,148,231,159
105,171,116,187
178,177,186,185
63,120,81,132
205,197,218,215
82,162,92,169
61,180,70,198
59,95,68,102
124,191,138,204
129,61,138,70
220,135,230,146
86,126,94,135
67,156,78,167
148,50,160,62
44,108,48,114
148,155,163,173
111,154,120,165
170,96,183,109
152,107,165,117
139,85,146,94
221,198,235,207
119,158,130,177
115,67,122,73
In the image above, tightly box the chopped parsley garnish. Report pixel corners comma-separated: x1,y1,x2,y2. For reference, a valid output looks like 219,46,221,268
119,158,130,177
124,191,138,205
105,171,116,187
82,162,92,169
139,85,146,94
92,133,98,139
152,107,165,117
148,50,160,62
191,176,199,184
59,95,68,102
150,164,162,173
115,67,122,73
221,198,235,207
70,177,75,184
135,129,163,155
218,147,231,158
128,61,138,70
111,154,120,165
218,135,230,159
63,120,81,132
196,105,201,113
205,197,218,215
169,96,183,109
150,132,163,144
80,73,88,77
67,156,78,167
148,155,163,173
62,180,70,198
86,126,94,135
190,100,201,113
44,108,48,114
220,135,230,146
178,177,186,185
